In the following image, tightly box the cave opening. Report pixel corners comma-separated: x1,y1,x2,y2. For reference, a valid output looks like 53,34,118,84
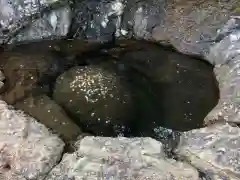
46,40,219,139
0,39,219,151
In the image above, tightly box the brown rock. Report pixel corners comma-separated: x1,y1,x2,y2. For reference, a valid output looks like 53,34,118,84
0,48,56,104
14,95,82,142
53,63,137,136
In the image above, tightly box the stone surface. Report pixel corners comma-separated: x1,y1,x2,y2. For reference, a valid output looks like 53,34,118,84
53,63,137,136
0,43,58,104
204,24,240,124
0,0,66,44
9,6,71,44
69,0,125,42
163,0,240,56
46,136,199,180
0,99,64,180
118,40,219,132
14,95,82,142
176,123,240,180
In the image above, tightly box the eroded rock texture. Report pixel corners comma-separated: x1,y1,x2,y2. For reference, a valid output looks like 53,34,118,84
0,99,64,180
0,0,67,44
46,136,199,180
177,123,240,180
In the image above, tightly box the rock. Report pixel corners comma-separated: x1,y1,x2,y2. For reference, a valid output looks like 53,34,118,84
119,40,219,132
0,100,64,179
176,123,240,180
69,0,125,42
14,95,82,142
0,43,58,104
0,0,66,44
0,70,5,92
53,63,138,136
45,136,199,180
163,0,240,56
9,6,72,44
204,26,240,125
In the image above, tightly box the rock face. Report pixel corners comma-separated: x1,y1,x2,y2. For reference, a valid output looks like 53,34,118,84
0,45,57,104
118,41,219,132
0,99,64,180
176,123,240,180
9,6,71,44
45,136,199,180
14,95,82,142
69,0,125,41
53,63,138,136
203,26,240,125
163,0,240,56
0,0,67,44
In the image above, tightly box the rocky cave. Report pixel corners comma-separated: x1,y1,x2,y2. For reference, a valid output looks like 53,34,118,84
0,0,240,179
0,39,219,152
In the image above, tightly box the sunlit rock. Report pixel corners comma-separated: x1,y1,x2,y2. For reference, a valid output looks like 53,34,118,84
118,40,219,132
204,20,240,124
176,123,240,180
69,0,125,42
45,136,199,180
0,100,64,179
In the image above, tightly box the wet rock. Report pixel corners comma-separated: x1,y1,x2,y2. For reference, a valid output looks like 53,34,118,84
121,0,167,42
119,40,219,132
53,63,137,136
120,0,240,57
45,136,199,180
14,95,82,142
0,43,59,104
176,123,240,180
0,100,64,180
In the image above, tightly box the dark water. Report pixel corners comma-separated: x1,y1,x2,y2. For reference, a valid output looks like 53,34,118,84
0,39,219,150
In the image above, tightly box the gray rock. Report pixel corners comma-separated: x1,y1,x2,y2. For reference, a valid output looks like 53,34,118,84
204,20,240,124
0,71,5,92
163,0,240,56
176,123,240,180
70,0,125,42
46,136,199,180
0,100,64,179
0,0,66,44
121,0,167,42
9,6,71,44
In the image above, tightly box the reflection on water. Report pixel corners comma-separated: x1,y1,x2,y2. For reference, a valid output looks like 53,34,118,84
0,39,219,149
